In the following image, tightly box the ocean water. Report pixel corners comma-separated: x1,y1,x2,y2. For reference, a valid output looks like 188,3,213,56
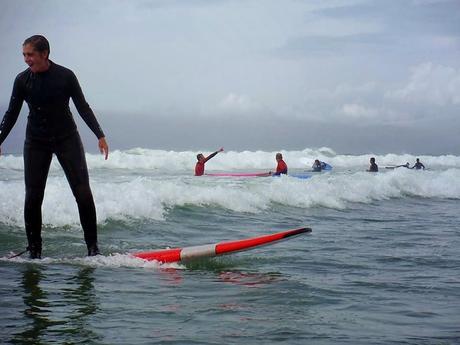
1,147,459,345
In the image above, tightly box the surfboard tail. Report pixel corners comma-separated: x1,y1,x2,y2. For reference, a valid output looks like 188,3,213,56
133,248,182,262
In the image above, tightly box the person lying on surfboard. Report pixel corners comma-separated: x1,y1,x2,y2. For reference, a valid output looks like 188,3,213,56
270,153,288,176
312,159,323,172
195,147,224,176
312,159,330,172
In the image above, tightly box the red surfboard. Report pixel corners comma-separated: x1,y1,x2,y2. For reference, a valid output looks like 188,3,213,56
132,227,311,263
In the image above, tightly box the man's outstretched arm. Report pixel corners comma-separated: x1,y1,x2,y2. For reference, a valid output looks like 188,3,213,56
204,147,224,162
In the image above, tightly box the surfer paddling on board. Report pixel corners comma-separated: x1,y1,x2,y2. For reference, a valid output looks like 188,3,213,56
0,35,108,259
410,158,425,170
270,153,288,176
312,159,328,172
367,157,378,172
312,159,322,172
195,147,224,176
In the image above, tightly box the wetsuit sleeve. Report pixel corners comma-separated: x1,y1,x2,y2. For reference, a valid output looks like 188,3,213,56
69,71,105,139
204,150,219,163
0,76,24,145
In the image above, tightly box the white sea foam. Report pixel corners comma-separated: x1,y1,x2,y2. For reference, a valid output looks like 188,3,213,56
1,147,460,172
86,149,460,171
1,165,459,228
0,252,185,269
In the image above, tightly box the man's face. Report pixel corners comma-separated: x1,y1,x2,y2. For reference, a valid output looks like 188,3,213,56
23,44,48,73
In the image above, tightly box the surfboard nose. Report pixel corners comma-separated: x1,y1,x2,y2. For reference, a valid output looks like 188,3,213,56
132,227,312,263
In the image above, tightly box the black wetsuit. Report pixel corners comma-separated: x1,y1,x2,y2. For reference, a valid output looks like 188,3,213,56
312,162,322,172
0,61,105,255
369,163,378,172
412,162,425,170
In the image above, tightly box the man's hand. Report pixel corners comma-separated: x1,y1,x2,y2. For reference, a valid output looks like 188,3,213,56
98,137,109,160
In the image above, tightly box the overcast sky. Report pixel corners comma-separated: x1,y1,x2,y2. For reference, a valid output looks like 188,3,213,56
1,0,459,154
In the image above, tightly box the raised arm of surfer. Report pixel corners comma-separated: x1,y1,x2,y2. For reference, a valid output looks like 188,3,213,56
195,147,224,176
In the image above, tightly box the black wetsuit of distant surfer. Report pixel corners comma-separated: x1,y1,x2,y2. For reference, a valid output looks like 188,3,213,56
312,160,327,172
411,160,425,170
367,158,378,172
312,160,322,172
0,61,105,258
368,162,378,172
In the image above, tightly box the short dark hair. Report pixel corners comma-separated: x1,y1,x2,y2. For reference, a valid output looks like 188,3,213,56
23,35,50,58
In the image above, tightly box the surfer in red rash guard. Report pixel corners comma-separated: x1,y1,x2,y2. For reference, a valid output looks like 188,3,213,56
271,152,288,176
195,147,224,176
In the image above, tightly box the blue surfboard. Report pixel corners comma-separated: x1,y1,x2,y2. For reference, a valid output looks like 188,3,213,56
289,173,312,179
312,162,332,172
322,162,333,171
272,173,312,179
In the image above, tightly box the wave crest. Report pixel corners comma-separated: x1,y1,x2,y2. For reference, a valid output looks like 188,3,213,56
1,168,459,228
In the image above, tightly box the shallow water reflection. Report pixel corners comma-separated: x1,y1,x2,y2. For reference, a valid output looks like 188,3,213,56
12,265,101,345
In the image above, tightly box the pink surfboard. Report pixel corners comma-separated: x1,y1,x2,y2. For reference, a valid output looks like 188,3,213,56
205,172,271,177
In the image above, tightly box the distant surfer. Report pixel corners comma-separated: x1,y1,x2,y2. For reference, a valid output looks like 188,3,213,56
312,159,328,172
271,153,288,176
0,35,109,259
410,158,425,170
367,157,378,172
195,147,224,176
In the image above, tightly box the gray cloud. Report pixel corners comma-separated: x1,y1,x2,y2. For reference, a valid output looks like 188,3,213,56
0,0,459,155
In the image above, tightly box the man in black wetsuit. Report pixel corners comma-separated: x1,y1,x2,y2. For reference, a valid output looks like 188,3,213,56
367,157,378,172
410,158,425,170
312,159,322,172
0,35,109,259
